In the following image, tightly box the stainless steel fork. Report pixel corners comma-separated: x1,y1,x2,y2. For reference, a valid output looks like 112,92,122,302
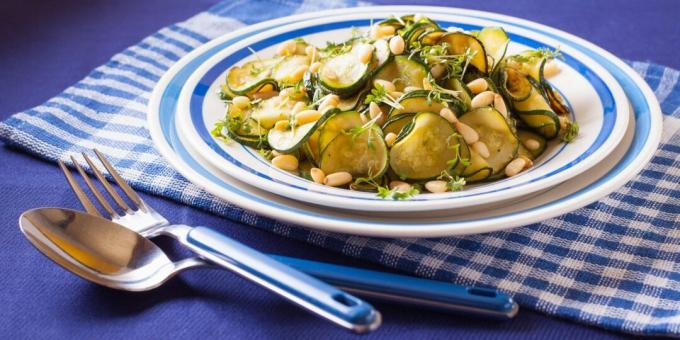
58,149,518,321
58,149,382,333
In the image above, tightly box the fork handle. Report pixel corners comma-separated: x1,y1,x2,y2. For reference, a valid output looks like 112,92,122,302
181,226,381,333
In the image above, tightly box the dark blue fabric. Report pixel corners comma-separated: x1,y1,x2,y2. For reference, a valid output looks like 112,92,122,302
1,0,677,339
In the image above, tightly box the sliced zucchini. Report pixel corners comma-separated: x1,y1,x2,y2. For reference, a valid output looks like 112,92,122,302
462,147,493,182
248,96,304,129
302,130,321,165
226,58,279,95
477,27,509,73
319,123,388,178
444,78,472,112
417,28,445,46
498,67,532,101
458,107,519,175
225,117,268,149
337,85,371,111
440,32,488,74
373,56,428,92
372,39,392,71
317,110,364,154
219,83,237,100
511,77,561,139
401,19,440,46
318,45,371,96
389,112,460,180
388,89,463,118
539,60,571,116
272,55,311,86
267,121,318,153
517,129,547,159
382,113,415,136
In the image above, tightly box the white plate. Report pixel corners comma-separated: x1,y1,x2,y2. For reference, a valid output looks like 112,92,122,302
175,11,629,212
148,6,662,237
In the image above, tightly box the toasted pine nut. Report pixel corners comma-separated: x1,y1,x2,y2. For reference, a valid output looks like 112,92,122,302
322,68,338,80
271,150,284,157
493,94,508,117
430,64,447,78
470,91,495,109
274,120,290,131
232,96,251,110
524,138,541,151
272,154,298,171
425,180,448,193
276,40,297,56
252,91,278,100
472,141,490,158
504,157,527,177
305,45,317,59
543,60,561,78
455,122,479,144
292,101,306,114
404,86,421,93
356,44,374,64
371,25,396,39
439,107,458,124
295,110,321,126
389,180,411,192
309,61,322,73
389,35,405,55
369,102,383,120
374,79,396,92
422,78,433,90
519,155,534,168
384,132,397,147
324,171,352,187
390,91,404,98
466,78,488,94
287,65,309,83
321,94,340,107
310,167,325,184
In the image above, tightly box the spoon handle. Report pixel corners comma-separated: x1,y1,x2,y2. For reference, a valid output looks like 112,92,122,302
181,226,381,333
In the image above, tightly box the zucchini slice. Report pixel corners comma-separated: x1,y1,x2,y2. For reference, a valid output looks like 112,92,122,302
267,121,319,153
373,56,428,92
272,55,311,87
498,67,532,101
477,27,509,73
462,147,493,182
382,113,415,136
319,118,388,178
226,59,279,96
510,76,561,139
417,28,445,46
337,85,371,111
318,45,371,96
317,110,364,154
458,107,519,175
388,89,464,118
372,39,392,71
539,60,571,116
401,19,440,46
517,129,547,159
440,32,488,74
444,78,472,112
247,96,305,129
302,130,321,165
389,112,461,180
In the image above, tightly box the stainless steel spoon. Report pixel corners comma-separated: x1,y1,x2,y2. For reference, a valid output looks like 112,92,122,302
19,207,381,333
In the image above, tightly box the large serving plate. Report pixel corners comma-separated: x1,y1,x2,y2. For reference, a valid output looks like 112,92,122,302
176,12,629,212
148,6,661,237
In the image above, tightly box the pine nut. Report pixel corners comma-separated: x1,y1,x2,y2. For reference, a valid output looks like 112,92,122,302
305,45,317,59
430,64,447,78
389,180,411,192
455,122,479,144
389,35,405,55
524,138,541,151
504,157,527,177
493,94,508,117
295,110,321,126
472,141,490,158
323,68,338,80
384,132,397,147
559,116,569,131
543,60,561,78
360,114,369,124
274,120,290,131
466,78,488,94
322,94,340,107
309,61,322,73
519,155,534,168
276,40,297,56
288,65,309,83
369,102,383,120
292,101,306,114
422,78,433,90
271,150,284,157
439,107,458,124
252,91,278,100
470,91,495,109
374,79,396,92
232,96,251,110
272,154,299,171
371,25,396,39
404,86,421,93
390,91,404,98
356,44,374,64
324,171,352,187
425,180,448,193
310,167,325,184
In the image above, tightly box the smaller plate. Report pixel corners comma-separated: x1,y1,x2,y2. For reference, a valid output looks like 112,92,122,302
176,12,629,212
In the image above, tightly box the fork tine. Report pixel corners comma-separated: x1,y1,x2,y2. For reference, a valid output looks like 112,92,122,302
70,155,118,218
93,149,144,209
82,152,132,212
58,160,102,217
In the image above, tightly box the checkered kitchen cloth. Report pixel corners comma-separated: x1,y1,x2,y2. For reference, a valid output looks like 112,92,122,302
1,0,679,336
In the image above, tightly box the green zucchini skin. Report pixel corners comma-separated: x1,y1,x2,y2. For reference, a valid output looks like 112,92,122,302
510,76,561,140
373,56,428,92
389,112,461,180
538,59,571,116
226,59,280,96
477,26,510,74
317,47,372,97
382,113,416,137
439,32,488,74
388,89,466,118
444,78,472,112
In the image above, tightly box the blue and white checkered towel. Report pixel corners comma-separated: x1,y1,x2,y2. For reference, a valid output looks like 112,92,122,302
1,0,679,336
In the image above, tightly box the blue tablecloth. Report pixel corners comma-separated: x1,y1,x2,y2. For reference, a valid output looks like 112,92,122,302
1,1,678,339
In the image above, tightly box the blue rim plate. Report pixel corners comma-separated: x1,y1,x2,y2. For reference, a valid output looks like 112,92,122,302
175,12,628,212
148,6,661,237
